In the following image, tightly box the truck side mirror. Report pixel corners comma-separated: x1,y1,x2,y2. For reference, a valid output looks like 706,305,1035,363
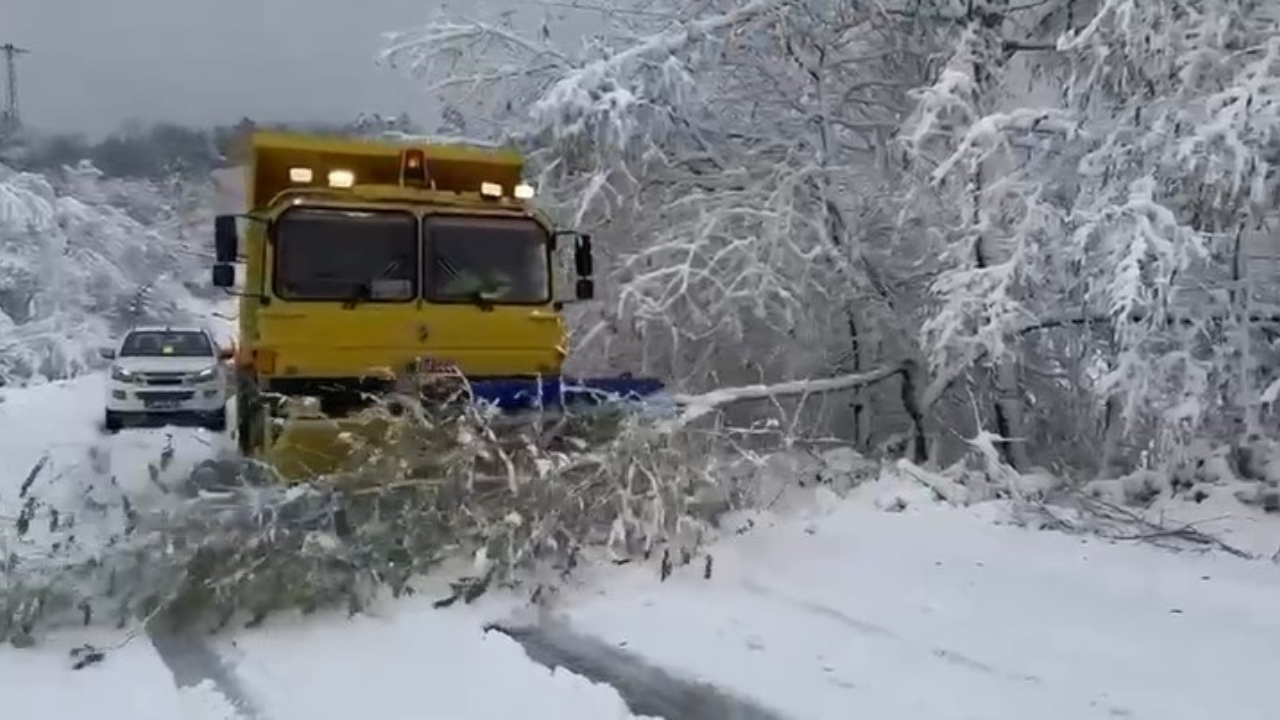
215,215,239,262
212,263,235,288
98,347,116,360
574,233,594,277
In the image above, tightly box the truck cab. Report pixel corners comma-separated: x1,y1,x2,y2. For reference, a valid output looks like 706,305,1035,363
211,131,601,472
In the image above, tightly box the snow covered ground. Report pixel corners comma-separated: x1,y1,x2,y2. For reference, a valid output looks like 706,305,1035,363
0,372,234,512
554,485,1280,720
2,373,1279,720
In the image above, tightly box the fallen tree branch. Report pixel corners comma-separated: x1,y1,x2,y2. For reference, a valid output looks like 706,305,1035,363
1028,491,1258,560
894,459,972,505
669,364,906,426
1083,496,1256,559
663,362,929,461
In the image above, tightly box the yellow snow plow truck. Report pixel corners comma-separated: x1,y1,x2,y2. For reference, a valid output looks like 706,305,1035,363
211,131,664,483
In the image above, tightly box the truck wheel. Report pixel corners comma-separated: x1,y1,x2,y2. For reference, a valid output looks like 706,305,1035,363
237,406,252,453
104,410,123,433
236,373,258,455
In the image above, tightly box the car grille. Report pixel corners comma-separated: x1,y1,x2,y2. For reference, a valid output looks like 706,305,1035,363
136,390,195,401
138,368,208,386
139,371,190,386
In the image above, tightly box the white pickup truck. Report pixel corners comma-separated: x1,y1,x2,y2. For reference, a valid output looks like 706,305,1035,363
99,325,233,432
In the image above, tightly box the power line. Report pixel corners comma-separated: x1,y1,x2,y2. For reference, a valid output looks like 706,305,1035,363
1,42,30,134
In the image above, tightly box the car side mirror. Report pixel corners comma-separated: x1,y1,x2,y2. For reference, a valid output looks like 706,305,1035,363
212,263,235,288
217,345,235,361
215,215,239,262
98,347,116,360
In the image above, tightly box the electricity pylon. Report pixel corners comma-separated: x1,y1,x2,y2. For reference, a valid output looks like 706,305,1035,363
1,43,30,134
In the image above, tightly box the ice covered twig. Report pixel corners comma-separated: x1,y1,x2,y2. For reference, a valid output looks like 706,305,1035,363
379,20,570,89
1065,492,1257,560
530,0,796,135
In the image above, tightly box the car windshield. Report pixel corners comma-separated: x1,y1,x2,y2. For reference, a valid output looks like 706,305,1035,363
274,208,418,301
424,215,551,304
119,330,213,358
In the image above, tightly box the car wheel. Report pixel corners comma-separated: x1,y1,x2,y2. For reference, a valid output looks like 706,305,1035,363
206,408,228,432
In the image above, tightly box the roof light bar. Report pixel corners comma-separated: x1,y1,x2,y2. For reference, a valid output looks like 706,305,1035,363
328,169,355,188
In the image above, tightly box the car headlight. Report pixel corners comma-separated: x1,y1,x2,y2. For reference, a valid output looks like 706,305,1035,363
191,366,218,383
111,366,135,382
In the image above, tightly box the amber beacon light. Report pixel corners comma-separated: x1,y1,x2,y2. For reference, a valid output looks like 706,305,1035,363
401,149,428,187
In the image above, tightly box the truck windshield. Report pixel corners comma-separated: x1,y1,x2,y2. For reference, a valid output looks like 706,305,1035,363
274,208,417,301
120,330,212,358
424,215,551,304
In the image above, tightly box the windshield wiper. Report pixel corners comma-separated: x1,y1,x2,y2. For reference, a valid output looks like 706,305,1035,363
436,257,502,311
340,283,373,309
468,290,497,312
341,260,401,309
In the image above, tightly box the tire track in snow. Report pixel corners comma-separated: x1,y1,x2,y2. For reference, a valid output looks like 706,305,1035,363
740,578,1041,685
490,619,793,720
147,625,265,720
739,579,897,639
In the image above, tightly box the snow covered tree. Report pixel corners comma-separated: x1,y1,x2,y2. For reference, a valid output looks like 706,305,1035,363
383,0,946,454
381,0,1280,476
897,0,1084,469
898,0,1280,474
1056,0,1280,461
0,161,211,385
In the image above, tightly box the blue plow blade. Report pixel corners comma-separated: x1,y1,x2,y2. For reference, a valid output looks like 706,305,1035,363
464,375,677,419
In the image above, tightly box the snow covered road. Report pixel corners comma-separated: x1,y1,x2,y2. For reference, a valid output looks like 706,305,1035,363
0,372,235,506
0,374,653,719
549,484,1280,720
2,374,1279,720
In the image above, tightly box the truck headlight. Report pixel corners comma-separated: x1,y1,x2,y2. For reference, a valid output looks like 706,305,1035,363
111,366,135,382
191,366,217,383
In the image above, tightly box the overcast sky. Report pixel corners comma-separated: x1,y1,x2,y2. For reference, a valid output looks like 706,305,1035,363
3,0,476,138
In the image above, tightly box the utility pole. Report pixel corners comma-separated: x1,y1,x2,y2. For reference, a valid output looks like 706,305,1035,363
1,43,30,135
